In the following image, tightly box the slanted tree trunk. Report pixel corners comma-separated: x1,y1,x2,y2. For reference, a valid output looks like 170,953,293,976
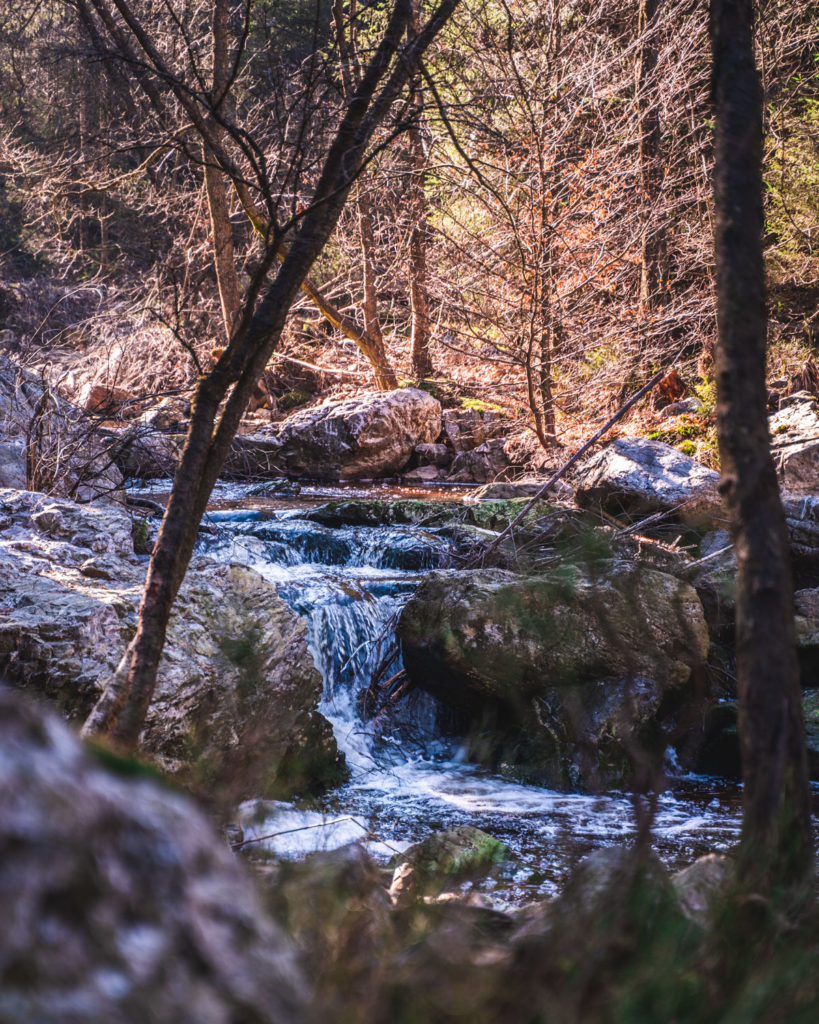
83,0,458,749
407,0,434,381
710,0,813,901
636,0,668,310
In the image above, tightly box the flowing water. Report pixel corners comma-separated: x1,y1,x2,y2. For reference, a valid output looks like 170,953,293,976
180,482,753,906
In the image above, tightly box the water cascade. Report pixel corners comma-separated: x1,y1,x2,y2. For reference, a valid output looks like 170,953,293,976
199,491,744,904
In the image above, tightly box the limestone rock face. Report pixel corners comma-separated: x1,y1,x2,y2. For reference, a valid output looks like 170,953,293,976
0,687,306,1024
0,488,343,801
0,355,124,502
234,388,442,480
573,438,725,527
398,565,709,790
769,396,819,494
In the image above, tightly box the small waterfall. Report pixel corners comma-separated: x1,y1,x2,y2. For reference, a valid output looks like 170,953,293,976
199,507,447,769
197,490,744,904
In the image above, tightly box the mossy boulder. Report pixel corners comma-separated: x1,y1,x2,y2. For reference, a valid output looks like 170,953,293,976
388,827,511,907
0,488,344,805
398,564,709,790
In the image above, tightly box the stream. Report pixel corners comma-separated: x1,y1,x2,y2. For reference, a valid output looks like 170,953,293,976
176,481,751,906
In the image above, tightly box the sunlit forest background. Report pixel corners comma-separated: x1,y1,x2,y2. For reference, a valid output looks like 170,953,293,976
1,0,816,454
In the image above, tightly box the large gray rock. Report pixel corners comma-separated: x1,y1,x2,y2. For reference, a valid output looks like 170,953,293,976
573,438,725,528
0,489,343,802
232,388,442,480
0,687,306,1024
398,565,709,790
769,397,819,494
0,355,124,501
447,437,512,483
783,494,819,588
442,407,506,453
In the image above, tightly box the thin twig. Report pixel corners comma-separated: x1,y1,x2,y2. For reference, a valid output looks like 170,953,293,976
231,815,366,851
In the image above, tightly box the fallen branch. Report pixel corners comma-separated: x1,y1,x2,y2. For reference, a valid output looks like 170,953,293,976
126,495,165,515
231,815,368,851
681,544,734,577
470,360,682,567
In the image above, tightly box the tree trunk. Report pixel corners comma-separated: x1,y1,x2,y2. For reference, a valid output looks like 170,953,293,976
710,0,813,901
538,326,556,443
636,0,668,310
203,0,242,341
331,0,398,390
356,189,397,389
408,0,434,381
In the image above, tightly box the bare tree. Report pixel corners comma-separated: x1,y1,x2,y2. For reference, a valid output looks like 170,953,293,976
81,0,460,749
710,0,813,901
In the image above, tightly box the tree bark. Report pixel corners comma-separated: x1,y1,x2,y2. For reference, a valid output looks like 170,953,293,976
331,0,399,390
356,189,397,389
636,0,668,310
407,0,434,381
203,0,242,341
710,0,813,901
83,0,459,748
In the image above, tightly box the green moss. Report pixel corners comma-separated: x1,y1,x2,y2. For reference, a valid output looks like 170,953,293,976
647,415,705,444
278,387,312,412
131,517,151,555
219,626,265,704
85,740,173,787
445,832,509,876
694,379,717,418
460,397,505,414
